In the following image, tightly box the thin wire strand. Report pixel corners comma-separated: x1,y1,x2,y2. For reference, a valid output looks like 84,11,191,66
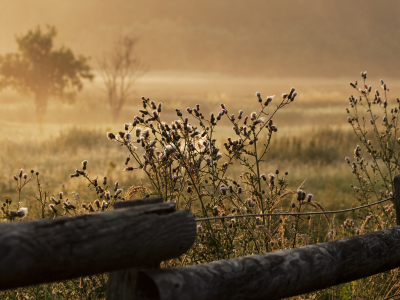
195,197,394,222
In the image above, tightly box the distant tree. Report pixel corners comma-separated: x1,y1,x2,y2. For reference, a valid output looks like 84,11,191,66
98,37,146,122
0,25,93,117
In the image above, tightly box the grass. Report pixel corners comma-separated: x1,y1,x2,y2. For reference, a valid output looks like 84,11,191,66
1,73,400,299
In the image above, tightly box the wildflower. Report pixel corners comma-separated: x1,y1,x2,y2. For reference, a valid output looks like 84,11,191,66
361,71,367,79
370,119,374,124
250,112,257,121
115,189,123,197
197,225,202,231
307,194,313,202
164,144,177,156
125,133,132,141
264,95,274,106
256,217,261,222
290,92,298,101
270,240,274,247
15,207,28,218
260,174,266,181
23,173,27,179
288,87,295,100
123,167,134,171
230,218,236,224
270,125,278,132
49,204,57,214
220,185,227,195
268,173,275,182
213,206,219,216
297,190,305,201
356,228,360,235
254,117,266,125
238,187,242,194
256,92,262,102
107,132,116,140
141,129,150,139
82,160,88,170
94,199,100,209
102,200,109,211
186,107,192,113
354,186,360,192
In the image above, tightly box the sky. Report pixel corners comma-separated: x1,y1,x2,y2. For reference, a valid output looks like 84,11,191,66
0,0,399,78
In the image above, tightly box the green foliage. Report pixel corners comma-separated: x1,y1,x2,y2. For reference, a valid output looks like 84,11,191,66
0,25,93,116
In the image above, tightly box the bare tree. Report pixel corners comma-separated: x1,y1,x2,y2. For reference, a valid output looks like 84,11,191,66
98,37,145,122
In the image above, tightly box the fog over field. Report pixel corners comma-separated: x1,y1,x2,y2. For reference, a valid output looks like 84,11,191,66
1,2,400,298
0,0,399,78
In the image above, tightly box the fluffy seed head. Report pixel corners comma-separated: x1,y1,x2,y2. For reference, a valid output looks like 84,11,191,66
17,207,28,218
107,132,116,140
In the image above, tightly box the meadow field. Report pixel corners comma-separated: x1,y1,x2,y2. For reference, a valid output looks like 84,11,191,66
1,72,399,217
1,72,400,299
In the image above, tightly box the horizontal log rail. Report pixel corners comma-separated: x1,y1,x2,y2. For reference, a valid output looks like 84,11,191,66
138,225,400,300
0,198,196,290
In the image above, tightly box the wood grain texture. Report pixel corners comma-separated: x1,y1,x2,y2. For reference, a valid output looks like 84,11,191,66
114,197,163,209
394,174,400,225
140,225,400,300
107,198,163,300
0,202,196,290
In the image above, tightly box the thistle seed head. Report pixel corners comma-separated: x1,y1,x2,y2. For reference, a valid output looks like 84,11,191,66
220,185,227,195
16,207,28,218
107,132,116,140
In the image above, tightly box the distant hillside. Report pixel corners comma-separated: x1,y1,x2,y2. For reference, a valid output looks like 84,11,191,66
0,0,399,77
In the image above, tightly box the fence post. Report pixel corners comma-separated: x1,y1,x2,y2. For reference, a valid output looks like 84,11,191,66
106,198,164,300
394,174,400,225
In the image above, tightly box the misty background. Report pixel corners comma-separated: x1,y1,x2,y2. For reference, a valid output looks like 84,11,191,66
0,0,399,78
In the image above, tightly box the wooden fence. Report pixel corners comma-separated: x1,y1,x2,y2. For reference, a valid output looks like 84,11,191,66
0,175,400,299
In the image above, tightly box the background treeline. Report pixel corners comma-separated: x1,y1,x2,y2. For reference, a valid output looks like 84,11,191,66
0,0,399,77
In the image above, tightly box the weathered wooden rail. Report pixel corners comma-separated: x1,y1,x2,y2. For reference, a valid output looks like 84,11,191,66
0,174,400,299
0,197,196,290
139,226,400,300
